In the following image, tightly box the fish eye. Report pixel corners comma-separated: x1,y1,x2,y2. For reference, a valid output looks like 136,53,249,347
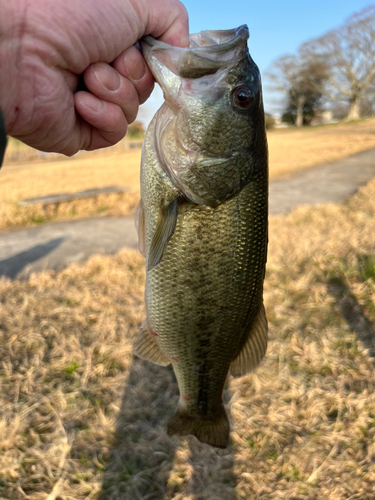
232,86,254,109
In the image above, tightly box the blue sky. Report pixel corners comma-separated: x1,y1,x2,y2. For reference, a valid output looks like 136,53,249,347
137,1,370,124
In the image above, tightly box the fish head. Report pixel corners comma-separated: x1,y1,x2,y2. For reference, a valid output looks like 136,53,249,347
141,26,267,207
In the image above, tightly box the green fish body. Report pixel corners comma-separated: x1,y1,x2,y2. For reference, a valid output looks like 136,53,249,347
135,26,268,448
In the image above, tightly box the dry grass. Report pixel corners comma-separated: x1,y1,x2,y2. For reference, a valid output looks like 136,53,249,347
1,119,375,232
268,118,375,178
0,149,141,232
1,175,375,499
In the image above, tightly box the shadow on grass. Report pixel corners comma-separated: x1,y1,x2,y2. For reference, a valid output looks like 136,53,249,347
0,237,65,279
100,356,238,500
328,274,375,358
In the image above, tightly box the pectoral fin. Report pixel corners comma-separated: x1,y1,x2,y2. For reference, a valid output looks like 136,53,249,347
230,304,268,377
178,155,244,208
147,196,180,271
134,320,170,366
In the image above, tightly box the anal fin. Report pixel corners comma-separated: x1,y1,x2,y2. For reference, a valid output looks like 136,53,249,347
134,320,170,366
230,303,268,378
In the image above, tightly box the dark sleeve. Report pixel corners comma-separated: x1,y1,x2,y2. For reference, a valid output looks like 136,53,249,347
0,108,7,169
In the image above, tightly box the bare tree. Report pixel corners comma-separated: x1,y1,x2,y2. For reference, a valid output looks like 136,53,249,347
301,6,375,120
267,52,327,127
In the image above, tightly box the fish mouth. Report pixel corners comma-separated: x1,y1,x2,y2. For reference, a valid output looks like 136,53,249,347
140,26,250,105
142,25,249,79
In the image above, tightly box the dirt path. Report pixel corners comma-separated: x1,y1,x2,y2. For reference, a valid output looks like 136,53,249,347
0,148,374,279
269,146,375,214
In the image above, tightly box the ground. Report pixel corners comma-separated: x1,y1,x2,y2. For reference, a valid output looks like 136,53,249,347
1,119,375,231
0,121,375,498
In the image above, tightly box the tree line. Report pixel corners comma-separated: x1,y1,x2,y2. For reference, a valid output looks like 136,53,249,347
267,6,375,126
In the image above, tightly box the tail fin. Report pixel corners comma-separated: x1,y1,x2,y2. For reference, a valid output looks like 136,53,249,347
167,405,230,449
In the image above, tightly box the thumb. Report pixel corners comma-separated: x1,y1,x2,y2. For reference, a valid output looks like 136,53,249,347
138,0,189,47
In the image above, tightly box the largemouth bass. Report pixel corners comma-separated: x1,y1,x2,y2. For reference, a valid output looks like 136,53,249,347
135,25,268,448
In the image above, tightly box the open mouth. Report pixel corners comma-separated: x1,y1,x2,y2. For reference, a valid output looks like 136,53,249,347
141,25,249,79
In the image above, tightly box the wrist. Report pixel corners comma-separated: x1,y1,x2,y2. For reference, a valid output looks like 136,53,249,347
0,1,25,134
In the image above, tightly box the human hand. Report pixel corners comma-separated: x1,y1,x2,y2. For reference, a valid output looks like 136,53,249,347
0,0,188,155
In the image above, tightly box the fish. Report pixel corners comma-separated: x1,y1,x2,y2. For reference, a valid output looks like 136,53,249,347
134,25,268,449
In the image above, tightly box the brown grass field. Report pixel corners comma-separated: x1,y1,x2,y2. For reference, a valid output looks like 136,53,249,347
1,168,375,499
0,118,375,232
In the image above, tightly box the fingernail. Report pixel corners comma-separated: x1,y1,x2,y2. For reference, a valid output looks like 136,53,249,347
125,47,146,81
94,64,120,91
79,93,103,113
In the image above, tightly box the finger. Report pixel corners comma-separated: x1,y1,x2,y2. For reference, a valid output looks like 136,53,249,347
155,1,189,47
136,0,189,48
112,46,154,105
83,62,141,124
74,91,128,150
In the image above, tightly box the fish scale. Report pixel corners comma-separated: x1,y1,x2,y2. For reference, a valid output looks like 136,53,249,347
135,25,268,448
